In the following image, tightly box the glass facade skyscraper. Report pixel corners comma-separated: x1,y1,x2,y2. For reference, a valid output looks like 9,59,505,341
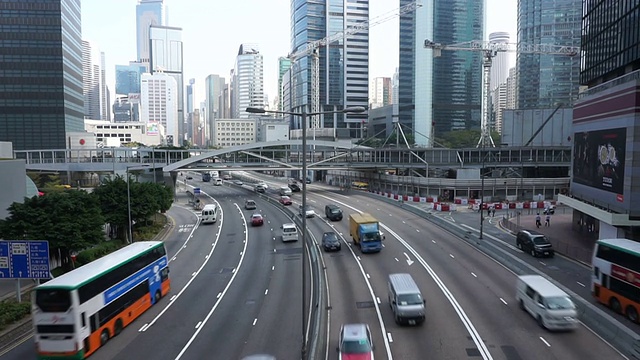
115,64,147,95
149,25,184,143
580,1,640,86
136,0,165,62
516,0,582,109
0,0,84,151
289,0,368,133
399,0,484,146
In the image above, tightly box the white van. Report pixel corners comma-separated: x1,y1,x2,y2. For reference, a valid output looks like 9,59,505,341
279,186,292,196
201,204,218,224
388,273,426,325
213,178,223,186
515,275,578,330
281,223,298,242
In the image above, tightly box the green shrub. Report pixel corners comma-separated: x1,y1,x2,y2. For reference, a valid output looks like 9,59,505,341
0,300,31,331
75,240,124,265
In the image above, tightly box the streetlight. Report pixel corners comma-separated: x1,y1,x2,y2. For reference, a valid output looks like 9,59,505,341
126,165,150,244
479,146,485,240
246,105,365,359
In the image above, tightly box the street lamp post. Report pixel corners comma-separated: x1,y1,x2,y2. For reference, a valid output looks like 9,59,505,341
246,105,365,360
126,165,150,244
479,146,485,240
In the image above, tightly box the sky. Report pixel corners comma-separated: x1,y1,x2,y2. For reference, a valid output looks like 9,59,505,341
82,0,517,107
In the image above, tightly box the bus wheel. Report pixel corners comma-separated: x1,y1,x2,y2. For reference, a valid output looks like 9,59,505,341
154,290,162,303
626,306,638,322
100,329,110,346
114,319,123,336
609,297,622,313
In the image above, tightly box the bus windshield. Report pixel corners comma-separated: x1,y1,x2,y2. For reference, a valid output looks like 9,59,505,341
35,289,72,312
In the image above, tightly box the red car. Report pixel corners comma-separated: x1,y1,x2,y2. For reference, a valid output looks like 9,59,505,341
251,213,264,226
280,196,292,205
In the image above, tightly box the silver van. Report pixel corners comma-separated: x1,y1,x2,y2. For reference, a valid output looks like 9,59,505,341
388,273,425,325
281,223,298,242
515,275,578,330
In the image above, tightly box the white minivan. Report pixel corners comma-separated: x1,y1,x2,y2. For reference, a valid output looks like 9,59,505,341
279,186,292,196
281,223,298,242
201,204,218,224
515,275,578,330
213,178,223,186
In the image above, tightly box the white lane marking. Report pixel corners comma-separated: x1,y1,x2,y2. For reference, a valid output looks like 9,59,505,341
376,297,381,304
319,193,493,360
460,223,521,252
366,273,371,279
500,298,508,305
265,289,269,295
471,273,477,278
416,229,420,233
402,221,406,224
253,318,258,326
404,252,414,266
395,258,399,262
449,254,455,259
175,204,250,360
142,197,224,331
272,266,275,271
539,261,547,266
191,272,196,277
432,239,435,243
577,282,585,287
195,321,202,329
170,295,177,301
387,332,393,343
539,337,551,347
216,293,221,299
139,324,149,332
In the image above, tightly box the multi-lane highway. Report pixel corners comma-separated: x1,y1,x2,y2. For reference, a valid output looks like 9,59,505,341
2,171,630,360
240,172,626,360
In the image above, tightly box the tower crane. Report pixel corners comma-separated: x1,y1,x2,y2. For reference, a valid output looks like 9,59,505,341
287,1,421,130
423,39,580,147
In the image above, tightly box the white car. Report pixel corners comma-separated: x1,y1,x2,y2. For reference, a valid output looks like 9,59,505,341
257,182,269,190
299,205,315,218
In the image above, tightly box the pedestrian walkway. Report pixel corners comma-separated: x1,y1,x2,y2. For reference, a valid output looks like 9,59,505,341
500,208,596,265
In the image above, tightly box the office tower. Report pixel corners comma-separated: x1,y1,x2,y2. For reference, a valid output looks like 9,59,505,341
277,57,292,112
205,75,226,144
516,0,582,109
233,44,265,118
115,63,148,95
141,72,178,146
492,83,507,133
100,52,108,120
186,78,195,142
488,32,510,91
392,68,399,105
0,0,83,151
136,0,166,62
149,25,184,144
580,2,639,86
105,86,111,121
399,0,484,146
506,67,517,109
289,0,369,133
369,77,392,109
113,97,134,123
82,40,103,120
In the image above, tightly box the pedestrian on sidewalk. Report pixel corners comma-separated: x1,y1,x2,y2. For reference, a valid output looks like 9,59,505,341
545,214,551,227
535,213,541,228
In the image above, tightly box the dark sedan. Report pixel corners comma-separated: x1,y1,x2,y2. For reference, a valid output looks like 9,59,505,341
322,231,341,251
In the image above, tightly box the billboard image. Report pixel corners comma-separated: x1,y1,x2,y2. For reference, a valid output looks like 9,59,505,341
573,128,626,194
146,122,159,136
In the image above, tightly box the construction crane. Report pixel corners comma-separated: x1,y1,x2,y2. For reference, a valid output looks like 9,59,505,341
423,40,580,147
287,1,421,130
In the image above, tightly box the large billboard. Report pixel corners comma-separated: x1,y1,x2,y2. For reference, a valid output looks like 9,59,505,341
146,122,159,136
573,128,626,194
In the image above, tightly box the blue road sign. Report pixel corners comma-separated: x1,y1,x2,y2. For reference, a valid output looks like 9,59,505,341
0,241,50,279
193,187,201,194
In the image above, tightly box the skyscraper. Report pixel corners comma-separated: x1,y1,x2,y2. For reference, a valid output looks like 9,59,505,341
115,63,148,95
0,0,84,150
488,32,510,91
141,72,178,146
233,44,265,118
186,78,195,142
399,0,484,146
277,57,292,112
136,0,165,62
205,74,226,144
82,40,104,120
516,0,582,109
369,77,392,109
149,25,184,143
289,0,369,133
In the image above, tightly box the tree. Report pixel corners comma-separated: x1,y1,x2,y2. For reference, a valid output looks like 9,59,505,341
0,191,105,270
